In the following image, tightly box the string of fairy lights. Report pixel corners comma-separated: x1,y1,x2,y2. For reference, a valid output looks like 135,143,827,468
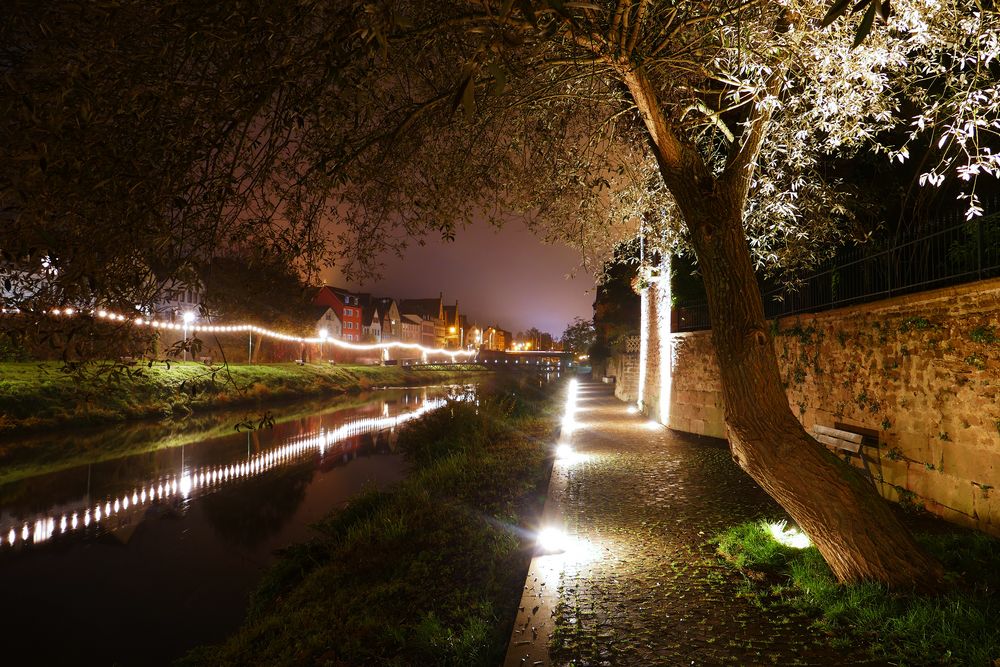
8,306,478,359
0,396,450,550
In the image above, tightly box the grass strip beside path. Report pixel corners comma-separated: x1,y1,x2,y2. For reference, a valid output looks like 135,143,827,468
715,520,1000,666
0,361,490,436
182,379,557,666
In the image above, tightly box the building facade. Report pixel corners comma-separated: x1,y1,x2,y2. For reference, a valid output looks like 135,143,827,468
314,286,363,342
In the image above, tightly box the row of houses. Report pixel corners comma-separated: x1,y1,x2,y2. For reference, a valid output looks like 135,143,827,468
312,285,514,352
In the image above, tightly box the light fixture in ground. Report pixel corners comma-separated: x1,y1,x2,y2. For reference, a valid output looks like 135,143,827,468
536,526,570,554
767,521,811,549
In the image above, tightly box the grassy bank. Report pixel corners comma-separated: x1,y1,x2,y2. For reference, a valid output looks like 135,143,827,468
715,520,1000,665
0,361,490,436
182,378,557,666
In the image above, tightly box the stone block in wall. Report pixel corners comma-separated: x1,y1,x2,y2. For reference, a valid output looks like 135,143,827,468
974,488,1000,536
908,467,975,520
704,420,727,440
670,415,692,433
879,459,909,488
941,441,1000,489
895,432,942,468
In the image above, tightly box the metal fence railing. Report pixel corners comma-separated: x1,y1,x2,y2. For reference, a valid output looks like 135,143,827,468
674,201,1000,332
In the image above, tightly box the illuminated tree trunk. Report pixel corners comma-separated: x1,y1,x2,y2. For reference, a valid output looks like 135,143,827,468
686,191,942,587
624,68,943,588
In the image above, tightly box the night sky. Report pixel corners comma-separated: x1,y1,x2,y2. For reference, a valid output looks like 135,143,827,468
326,220,594,337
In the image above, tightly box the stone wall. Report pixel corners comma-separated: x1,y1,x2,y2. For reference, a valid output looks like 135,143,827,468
632,277,1000,535
605,351,640,405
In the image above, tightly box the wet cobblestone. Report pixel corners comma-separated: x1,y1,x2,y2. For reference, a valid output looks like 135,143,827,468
509,380,879,667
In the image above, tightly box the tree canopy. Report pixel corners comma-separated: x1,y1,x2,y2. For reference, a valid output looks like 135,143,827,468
2,1,997,311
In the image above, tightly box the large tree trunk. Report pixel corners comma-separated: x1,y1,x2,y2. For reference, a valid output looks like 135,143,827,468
620,67,943,589
681,186,943,588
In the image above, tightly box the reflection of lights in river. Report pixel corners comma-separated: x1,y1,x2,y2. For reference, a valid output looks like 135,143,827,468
1,397,449,550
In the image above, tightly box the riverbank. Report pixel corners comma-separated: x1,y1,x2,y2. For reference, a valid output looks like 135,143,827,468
0,361,490,436
182,377,558,666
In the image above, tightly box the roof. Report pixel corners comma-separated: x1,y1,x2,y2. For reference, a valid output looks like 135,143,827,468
402,314,424,325
374,297,397,313
443,304,458,322
361,302,380,327
314,285,359,307
399,297,441,320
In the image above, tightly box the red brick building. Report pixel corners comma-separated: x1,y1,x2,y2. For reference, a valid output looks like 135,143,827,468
314,286,363,342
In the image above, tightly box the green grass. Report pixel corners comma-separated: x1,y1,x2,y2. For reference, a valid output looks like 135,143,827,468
181,378,557,666
0,361,490,436
715,520,1000,666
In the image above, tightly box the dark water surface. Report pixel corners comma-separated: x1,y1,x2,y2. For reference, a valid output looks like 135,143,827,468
0,385,467,666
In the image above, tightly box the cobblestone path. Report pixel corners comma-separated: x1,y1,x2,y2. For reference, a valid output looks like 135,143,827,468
505,380,878,667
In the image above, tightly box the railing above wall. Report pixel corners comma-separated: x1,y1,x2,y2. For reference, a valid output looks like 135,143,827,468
674,202,1000,332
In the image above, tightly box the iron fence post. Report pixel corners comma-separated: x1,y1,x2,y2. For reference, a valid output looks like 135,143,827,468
977,212,983,280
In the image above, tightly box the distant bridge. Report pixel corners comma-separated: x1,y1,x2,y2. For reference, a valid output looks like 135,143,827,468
475,349,575,370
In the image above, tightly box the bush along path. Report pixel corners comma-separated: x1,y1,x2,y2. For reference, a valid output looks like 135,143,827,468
181,377,558,666
0,361,490,436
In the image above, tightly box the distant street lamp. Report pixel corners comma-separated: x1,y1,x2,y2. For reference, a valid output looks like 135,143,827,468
182,311,196,361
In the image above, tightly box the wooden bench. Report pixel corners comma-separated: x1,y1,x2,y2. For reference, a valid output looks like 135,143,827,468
812,424,863,453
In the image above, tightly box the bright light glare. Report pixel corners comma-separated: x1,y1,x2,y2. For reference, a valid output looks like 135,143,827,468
561,415,576,432
182,311,196,323
537,527,570,554
644,420,662,430
767,521,811,549
626,406,638,414
179,474,192,497
555,443,573,459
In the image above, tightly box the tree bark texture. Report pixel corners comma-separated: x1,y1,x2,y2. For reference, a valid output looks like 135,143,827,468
684,191,943,588
624,69,943,588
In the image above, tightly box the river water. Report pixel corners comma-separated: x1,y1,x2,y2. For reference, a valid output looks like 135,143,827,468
0,384,470,665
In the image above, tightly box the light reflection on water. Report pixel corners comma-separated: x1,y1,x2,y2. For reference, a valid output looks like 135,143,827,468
0,395,450,550
0,383,473,666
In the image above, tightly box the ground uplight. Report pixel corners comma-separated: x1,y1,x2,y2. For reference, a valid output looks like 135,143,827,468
767,521,811,549
536,526,570,554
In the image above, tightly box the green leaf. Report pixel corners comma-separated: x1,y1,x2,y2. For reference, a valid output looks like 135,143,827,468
820,0,852,28
853,1,877,48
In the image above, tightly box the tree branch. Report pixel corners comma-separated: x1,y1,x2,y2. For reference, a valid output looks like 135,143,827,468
720,70,785,204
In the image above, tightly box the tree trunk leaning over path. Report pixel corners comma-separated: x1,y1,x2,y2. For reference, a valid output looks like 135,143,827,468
623,67,944,589
685,190,944,589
